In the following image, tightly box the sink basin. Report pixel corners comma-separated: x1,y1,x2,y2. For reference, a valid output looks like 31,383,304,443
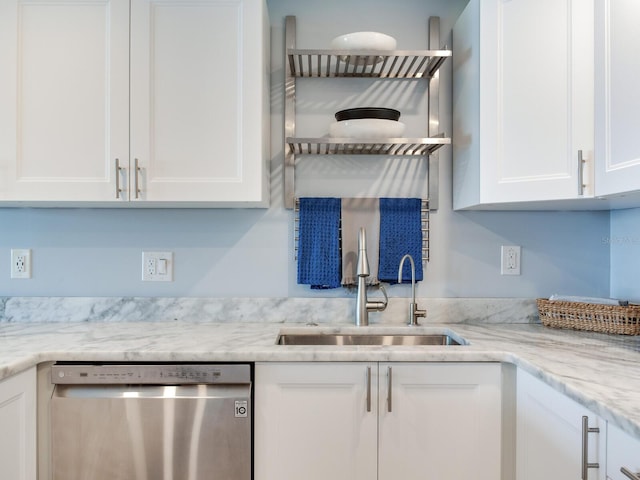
277,333,464,346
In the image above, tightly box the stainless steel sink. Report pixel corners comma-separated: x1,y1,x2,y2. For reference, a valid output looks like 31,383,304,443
277,333,464,346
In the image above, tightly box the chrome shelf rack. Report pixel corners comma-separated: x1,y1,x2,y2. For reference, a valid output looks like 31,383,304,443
287,49,450,79
287,136,448,157
284,16,451,210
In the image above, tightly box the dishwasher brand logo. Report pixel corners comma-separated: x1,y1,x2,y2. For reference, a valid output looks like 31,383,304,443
235,400,248,418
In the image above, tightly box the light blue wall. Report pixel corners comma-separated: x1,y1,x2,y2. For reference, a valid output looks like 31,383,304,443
0,0,611,299
610,208,640,302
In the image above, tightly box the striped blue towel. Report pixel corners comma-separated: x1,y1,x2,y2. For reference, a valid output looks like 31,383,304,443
297,197,342,289
378,198,423,283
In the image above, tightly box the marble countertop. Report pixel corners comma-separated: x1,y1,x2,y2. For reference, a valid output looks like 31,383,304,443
1,320,640,440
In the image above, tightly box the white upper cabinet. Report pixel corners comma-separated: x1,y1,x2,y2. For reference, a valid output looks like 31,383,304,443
0,0,129,202
130,0,269,205
453,0,594,209
0,0,269,206
594,0,640,198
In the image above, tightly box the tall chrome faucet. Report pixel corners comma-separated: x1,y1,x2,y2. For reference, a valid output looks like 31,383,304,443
398,254,426,326
355,227,387,326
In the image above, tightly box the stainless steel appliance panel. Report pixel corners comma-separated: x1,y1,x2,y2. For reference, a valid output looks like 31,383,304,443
51,365,251,480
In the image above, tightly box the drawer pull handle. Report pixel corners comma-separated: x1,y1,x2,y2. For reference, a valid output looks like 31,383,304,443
578,150,586,196
115,158,123,199
365,366,371,413
621,467,640,480
581,416,599,479
387,366,392,412
134,158,141,199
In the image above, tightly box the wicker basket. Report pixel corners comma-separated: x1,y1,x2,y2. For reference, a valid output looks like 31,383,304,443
537,298,640,335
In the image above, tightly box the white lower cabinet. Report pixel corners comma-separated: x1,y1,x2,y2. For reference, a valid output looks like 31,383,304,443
255,362,377,480
255,362,504,480
0,368,36,480
378,363,504,479
517,369,605,480
606,423,640,480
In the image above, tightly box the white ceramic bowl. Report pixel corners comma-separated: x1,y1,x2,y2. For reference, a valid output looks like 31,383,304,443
329,119,406,139
330,32,397,51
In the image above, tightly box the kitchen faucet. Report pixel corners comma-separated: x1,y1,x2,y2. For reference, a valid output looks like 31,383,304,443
355,227,387,326
398,254,426,326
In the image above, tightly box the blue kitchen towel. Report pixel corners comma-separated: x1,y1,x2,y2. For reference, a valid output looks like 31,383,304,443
297,197,342,289
378,198,423,283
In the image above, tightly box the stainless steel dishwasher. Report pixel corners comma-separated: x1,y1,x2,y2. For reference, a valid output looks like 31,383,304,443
50,363,252,480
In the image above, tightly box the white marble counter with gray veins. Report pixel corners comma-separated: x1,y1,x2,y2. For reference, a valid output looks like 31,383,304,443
1,297,639,443
0,296,539,324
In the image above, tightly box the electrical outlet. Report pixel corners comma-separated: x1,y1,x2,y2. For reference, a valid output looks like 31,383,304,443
501,246,521,275
11,249,32,279
142,251,173,281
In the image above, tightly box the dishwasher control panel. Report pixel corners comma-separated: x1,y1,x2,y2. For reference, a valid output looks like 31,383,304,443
51,363,251,385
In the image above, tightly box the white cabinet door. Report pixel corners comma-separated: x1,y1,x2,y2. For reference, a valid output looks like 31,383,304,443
595,0,640,197
254,362,378,480
606,422,640,480
517,369,605,480
378,363,503,480
453,0,594,209
129,0,269,205
0,0,129,202
0,0,269,206
0,368,36,480
256,362,505,480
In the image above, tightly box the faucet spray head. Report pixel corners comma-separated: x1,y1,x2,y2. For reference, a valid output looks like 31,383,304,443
356,227,370,277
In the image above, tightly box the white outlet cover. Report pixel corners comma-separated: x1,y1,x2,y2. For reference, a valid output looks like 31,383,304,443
142,251,173,281
501,245,521,275
11,248,31,279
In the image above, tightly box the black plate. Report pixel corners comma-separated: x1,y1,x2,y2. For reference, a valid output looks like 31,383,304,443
335,107,401,121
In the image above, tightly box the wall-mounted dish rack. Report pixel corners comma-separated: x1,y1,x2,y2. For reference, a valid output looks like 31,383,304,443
284,16,451,210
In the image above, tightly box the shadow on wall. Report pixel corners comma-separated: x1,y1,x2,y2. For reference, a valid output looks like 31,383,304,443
0,208,268,248
438,209,612,299
0,207,295,297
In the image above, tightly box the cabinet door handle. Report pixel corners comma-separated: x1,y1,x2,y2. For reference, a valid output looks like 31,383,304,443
581,416,600,479
115,158,123,199
387,366,392,413
134,158,141,199
366,366,371,413
621,467,640,480
578,150,585,196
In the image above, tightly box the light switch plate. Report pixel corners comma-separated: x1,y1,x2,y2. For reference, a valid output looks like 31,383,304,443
142,251,173,281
